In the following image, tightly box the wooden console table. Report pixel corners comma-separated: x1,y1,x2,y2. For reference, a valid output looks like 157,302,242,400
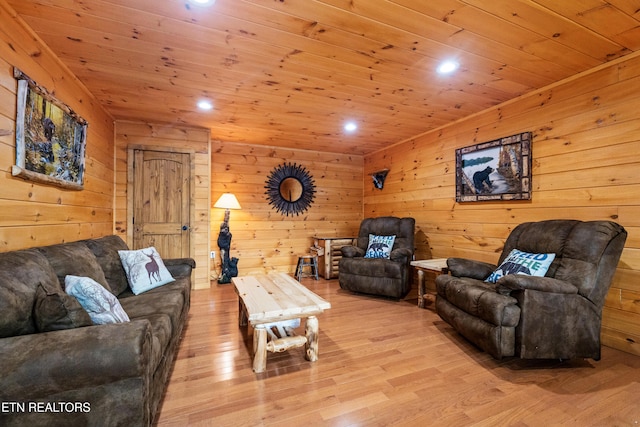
313,236,355,279
411,258,449,309
232,272,331,373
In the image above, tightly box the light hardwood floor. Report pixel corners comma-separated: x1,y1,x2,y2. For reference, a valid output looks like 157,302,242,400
156,277,640,426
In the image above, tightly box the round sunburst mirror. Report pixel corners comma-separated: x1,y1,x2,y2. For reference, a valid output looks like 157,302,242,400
265,162,316,216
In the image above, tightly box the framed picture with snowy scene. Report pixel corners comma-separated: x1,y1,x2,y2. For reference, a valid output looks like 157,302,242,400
455,132,532,202
12,67,87,190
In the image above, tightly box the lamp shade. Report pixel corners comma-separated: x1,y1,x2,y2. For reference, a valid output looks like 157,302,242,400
214,193,241,210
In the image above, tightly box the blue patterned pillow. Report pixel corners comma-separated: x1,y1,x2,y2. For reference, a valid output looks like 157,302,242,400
364,234,396,259
485,249,556,283
65,275,130,324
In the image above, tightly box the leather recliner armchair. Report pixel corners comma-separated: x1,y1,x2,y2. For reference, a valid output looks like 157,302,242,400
339,216,415,299
435,220,627,361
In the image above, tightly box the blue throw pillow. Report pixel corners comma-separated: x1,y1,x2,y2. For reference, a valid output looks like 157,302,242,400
485,249,556,283
364,234,396,259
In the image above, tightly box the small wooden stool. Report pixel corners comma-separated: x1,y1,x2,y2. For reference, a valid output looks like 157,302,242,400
296,255,318,280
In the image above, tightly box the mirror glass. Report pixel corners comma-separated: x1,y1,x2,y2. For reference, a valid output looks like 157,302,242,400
279,177,303,202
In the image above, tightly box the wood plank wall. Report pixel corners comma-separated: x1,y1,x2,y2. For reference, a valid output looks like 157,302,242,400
0,1,114,250
364,51,640,357
114,121,211,289
211,141,363,277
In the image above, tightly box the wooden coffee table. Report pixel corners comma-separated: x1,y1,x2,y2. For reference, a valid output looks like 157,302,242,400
232,272,331,373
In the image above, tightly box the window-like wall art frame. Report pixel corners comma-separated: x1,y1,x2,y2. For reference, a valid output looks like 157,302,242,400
455,132,532,202
12,67,87,190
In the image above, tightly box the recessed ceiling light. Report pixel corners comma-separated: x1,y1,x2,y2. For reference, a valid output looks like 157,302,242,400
188,0,215,6
344,121,358,132
197,100,213,111
437,60,459,75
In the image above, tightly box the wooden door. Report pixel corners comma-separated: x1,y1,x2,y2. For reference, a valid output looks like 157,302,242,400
132,149,191,258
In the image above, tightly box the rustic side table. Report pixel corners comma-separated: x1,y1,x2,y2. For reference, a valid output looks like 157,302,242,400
312,236,355,279
410,258,449,309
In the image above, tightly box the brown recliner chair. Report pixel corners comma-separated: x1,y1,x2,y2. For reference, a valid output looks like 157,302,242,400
339,216,415,299
436,220,627,361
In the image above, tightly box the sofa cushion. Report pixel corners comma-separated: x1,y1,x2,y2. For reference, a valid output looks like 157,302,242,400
38,241,112,293
139,314,173,367
118,247,175,295
118,277,190,301
364,234,396,259
0,249,60,338
120,290,185,333
339,256,404,279
33,283,93,332
119,292,185,374
485,249,555,284
65,276,130,324
83,235,131,296
437,276,521,327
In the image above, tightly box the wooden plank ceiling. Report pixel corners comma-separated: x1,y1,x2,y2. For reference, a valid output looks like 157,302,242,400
8,0,640,155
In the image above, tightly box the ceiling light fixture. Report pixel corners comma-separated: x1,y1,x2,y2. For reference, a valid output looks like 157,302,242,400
188,0,215,6
344,121,358,133
437,60,459,75
197,100,213,111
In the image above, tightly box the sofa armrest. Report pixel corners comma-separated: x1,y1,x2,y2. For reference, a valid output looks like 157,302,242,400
0,320,152,400
447,258,496,280
497,275,579,295
390,247,412,262
341,245,364,258
164,257,196,278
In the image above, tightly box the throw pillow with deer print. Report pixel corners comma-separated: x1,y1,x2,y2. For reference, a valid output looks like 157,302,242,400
118,247,175,295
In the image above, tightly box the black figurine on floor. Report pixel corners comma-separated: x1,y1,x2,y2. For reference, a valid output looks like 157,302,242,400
217,219,237,284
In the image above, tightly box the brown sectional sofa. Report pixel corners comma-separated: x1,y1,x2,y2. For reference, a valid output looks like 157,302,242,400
0,235,194,426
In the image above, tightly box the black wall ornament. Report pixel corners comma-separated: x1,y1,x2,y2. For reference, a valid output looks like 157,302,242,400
372,169,389,189
265,162,316,216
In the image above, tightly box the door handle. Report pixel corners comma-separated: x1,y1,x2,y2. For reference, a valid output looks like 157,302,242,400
181,225,190,231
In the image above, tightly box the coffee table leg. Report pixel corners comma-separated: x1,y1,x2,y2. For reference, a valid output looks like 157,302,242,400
238,300,247,327
253,325,267,373
305,316,319,362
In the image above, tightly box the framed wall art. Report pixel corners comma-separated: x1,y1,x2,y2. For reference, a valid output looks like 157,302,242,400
12,68,87,190
455,132,532,202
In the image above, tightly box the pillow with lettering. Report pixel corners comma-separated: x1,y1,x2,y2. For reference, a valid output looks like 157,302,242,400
364,234,396,259
485,249,556,283
118,247,175,295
